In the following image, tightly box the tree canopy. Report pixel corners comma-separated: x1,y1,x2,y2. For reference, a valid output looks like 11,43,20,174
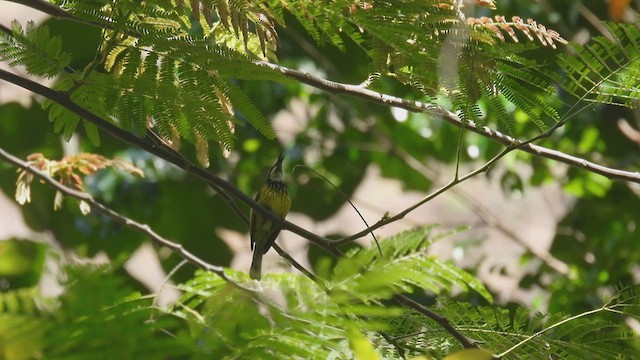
0,0,639,359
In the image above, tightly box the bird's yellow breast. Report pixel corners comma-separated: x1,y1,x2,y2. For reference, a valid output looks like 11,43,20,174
256,181,291,218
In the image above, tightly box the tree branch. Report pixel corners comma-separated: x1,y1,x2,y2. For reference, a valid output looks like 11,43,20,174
7,0,74,20
272,243,324,289
256,61,640,184
0,68,333,251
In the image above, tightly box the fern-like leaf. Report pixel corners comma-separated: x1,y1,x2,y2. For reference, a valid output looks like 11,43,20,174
330,226,493,304
558,21,640,108
0,20,70,78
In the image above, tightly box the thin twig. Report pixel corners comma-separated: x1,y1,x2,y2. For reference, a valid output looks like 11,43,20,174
393,294,479,349
497,304,611,358
272,243,325,290
7,0,75,20
617,118,640,145
334,148,513,246
151,259,187,311
577,5,616,40
293,164,381,255
384,139,569,274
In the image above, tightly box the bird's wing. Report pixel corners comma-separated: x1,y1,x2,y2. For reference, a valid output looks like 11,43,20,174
261,226,282,254
250,185,273,252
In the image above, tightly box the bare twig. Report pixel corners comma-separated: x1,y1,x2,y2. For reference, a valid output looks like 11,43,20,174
293,164,381,255
385,140,569,274
617,118,640,146
577,5,616,40
272,243,325,289
334,148,513,246
7,0,74,20
496,302,618,358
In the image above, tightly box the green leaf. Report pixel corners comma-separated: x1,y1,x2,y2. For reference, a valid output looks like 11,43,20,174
82,120,100,146
347,327,381,360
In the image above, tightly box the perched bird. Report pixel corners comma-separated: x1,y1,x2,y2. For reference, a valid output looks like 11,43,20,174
249,153,291,280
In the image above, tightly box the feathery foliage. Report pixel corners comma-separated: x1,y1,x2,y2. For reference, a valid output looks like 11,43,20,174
558,20,640,109
4,1,635,156
170,227,493,358
3,231,638,359
0,265,190,360
433,288,640,359
326,226,493,304
1,0,573,160
1,2,289,162
0,20,70,78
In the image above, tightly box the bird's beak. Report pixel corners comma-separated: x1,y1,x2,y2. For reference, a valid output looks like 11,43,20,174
269,152,285,178
275,152,285,169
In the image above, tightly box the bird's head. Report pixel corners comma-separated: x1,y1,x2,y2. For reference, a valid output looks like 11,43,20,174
267,152,285,182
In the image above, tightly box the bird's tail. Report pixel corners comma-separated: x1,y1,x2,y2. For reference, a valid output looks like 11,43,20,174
250,249,263,280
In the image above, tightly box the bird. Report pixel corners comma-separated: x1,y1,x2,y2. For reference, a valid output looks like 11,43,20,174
249,153,291,280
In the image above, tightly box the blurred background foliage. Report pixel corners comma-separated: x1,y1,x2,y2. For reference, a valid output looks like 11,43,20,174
0,0,639,357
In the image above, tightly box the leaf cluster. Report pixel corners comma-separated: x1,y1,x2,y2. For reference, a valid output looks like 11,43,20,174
0,1,286,161
2,229,638,359
174,227,494,358
326,226,492,304
558,21,640,109
0,0,607,161
0,265,190,360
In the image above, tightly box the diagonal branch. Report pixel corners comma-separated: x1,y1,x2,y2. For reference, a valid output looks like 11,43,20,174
0,68,333,251
256,61,640,184
393,294,480,349
8,0,74,20
1,145,480,349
